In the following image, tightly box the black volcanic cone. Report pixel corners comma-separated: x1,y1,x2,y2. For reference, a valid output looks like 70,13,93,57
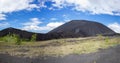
48,20,116,38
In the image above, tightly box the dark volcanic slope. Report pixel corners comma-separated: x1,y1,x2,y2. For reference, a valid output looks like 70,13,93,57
0,27,45,41
48,20,116,38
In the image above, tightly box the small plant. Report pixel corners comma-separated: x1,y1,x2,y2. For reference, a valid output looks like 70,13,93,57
15,35,22,45
105,37,109,42
31,34,37,42
97,34,103,39
2,34,11,42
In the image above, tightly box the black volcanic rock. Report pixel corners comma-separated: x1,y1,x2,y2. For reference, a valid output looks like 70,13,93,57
48,20,116,38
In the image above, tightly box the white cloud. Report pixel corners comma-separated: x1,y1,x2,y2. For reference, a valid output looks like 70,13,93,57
50,18,57,21
39,22,64,32
0,0,43,20
0,14,6,20
0,0,120,20
34,22,64,32
38,0,47,8
108,22,120,33
22,18,64,32
23,18,42,26
62,14,70,22
0,22,10,27
46,22,64,28
0,0,39,13
22,18,42,31
51,0,120,15
1,0,120,20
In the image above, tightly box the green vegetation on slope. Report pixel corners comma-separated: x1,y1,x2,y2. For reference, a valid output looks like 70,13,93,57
0,34,37,45
0,36,120,57
0,34,22,45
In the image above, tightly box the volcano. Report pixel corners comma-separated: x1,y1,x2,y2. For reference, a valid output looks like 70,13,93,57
48,20,116,38
0,20,117,41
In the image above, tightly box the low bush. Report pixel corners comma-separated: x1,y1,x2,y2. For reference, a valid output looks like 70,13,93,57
0,34,22,45
31,34,37,42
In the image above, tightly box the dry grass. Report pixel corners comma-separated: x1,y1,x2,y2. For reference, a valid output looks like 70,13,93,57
0,36,120,57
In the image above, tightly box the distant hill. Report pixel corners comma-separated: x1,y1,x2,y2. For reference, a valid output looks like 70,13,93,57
0,20,118,41
48,20,116,38
0,27,45,41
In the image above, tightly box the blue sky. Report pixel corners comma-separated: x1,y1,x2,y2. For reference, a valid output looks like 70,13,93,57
0,0,120,33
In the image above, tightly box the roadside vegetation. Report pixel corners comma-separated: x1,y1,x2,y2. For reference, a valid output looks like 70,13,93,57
0,35,120,57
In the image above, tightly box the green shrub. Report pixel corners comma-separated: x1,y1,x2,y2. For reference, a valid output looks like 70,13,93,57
105,37,109,42
2,34,17,42
0,33,37,45
1,34,10,42
1,34,22,45
15,35,22,45
31,34,37,42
